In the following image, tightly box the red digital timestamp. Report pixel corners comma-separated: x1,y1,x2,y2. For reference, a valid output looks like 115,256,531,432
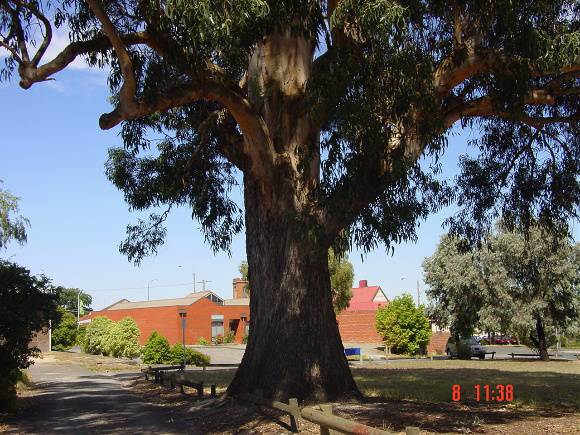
451,384,514,402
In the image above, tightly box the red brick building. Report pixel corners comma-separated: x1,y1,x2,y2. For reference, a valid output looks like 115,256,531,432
336,280,389,343
81,280,250,345
336,279,451,354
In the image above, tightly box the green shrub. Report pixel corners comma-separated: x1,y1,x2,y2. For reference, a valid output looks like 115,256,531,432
142,331,172,364
169,344,210,366
376,294,431,355
214,334,224,344
242,333,249,344
108,317,141,358
76,325,87,348
51,307,78,351
223,331,235,344
198,337,209,345
83,317,114,355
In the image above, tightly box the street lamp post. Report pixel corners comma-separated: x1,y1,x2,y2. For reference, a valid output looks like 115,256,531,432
147,278,158,301
178,308,187,368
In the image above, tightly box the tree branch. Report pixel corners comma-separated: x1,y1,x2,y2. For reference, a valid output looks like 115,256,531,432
434,47,580,98
86,0,137,114
443,86,580,128
10,0,52,67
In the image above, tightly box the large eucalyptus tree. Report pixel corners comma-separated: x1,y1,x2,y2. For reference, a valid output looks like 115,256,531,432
2,0,578,400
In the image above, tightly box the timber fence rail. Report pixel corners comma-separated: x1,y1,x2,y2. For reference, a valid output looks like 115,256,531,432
240,391,421,434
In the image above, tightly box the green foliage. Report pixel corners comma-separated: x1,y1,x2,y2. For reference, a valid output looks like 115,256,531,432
76,325,87,348
141,331,172,364
239,261,249,281
107,317,141,358
51,307,78,351
83,317,114,355
238,260,250,295
169,344,210,366
329,249,355,313
0,260,57,411
424,223,580,353
375,294,431,355
242,333,249,344
0,182,29,250
54,287,92,316
223,331,236,344
198,337,209,345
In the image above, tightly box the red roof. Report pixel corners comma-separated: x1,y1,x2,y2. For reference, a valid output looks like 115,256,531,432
346,280,389,311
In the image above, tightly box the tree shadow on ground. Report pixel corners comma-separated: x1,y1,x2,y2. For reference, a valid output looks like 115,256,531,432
346,366,579,433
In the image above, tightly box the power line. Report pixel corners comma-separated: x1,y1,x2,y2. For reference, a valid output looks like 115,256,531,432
85,281,197,293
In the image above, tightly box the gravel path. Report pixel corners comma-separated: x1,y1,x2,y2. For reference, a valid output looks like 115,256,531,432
5,359,198,434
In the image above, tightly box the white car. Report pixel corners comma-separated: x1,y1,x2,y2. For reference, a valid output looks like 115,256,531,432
446,337,486,359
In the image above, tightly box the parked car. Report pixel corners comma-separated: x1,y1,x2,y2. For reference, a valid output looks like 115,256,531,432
491,335,517,345
446,337,487,359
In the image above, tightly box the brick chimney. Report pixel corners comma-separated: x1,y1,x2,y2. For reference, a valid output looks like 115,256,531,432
233,278,249,299
359,279,368,288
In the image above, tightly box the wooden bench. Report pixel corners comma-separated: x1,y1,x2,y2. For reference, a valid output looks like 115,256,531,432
344,347,363,362
165,371,217,398
141,365,184,383
508,353,554,359
485,351,496,360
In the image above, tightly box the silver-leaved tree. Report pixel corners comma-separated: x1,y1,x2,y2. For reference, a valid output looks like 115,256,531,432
1,0,578,400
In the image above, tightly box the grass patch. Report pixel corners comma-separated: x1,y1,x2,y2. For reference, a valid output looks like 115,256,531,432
352,359,580,409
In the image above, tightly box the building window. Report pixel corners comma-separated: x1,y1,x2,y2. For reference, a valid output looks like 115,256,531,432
211,314,224,340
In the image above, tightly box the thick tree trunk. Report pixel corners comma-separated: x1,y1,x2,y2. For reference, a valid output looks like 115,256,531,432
535,317,550,361
227,176,360,402
226,28,360,402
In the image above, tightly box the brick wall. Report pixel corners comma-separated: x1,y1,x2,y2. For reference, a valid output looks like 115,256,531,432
427,331,451,355
336,310,452,355
87,298,250,345
336,310,382,343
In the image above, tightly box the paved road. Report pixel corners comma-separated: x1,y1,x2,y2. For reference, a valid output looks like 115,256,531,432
5,359,197,434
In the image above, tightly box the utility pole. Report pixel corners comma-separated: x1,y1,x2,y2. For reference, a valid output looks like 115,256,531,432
417,280,420,307
77,289,80,328
147,278,158,301
197,279,212,291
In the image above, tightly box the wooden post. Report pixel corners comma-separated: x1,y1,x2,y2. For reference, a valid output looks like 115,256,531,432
210,384,217,397
319,404,338,435
406,427,420,435
288,398,300,432
197,383,204,398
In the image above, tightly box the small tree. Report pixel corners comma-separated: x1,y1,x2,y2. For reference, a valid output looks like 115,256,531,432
83,316,114,355
142,331,172,364
329,249,354,314
51,307,78,351
0,182,29,250
54,287,93,316
376,294,431,355
0,260,57,411
107,317,141,358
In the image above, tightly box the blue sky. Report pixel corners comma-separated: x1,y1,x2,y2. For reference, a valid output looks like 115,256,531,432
2,45,574,311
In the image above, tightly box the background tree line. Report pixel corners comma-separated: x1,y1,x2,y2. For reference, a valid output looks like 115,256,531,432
424,222,580,360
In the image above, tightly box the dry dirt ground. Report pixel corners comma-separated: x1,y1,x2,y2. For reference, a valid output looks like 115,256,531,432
2,352,579,434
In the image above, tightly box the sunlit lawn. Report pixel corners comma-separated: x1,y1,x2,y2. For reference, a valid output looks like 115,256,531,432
352,359,580,409
47,351,580,409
